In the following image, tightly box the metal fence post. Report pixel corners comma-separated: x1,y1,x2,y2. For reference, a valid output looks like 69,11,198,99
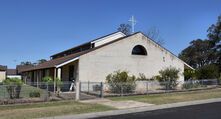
47,82,49,101
100,82,103,98
165,81,168,93
146,81,149,95
3,85,5,99
88,81,90,94
121,83,123,96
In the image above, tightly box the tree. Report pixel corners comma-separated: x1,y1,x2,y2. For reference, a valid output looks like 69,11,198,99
117,24,131,35
146,27,165,45
179,39,215,69
207,15,221,71
20,59,47,66
179,14,221,79
157,67,180,89
20,61,33,66
195,64,220,79
37,59,47,64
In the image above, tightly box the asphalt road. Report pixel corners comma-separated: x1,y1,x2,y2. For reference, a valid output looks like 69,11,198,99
92,102,221,119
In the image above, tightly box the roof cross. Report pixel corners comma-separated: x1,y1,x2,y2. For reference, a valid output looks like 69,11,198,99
129,15,137,33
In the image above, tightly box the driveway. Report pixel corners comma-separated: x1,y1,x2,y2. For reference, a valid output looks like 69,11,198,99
80,99,154,109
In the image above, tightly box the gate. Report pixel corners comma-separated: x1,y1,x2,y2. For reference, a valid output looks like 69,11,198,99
78,81,103,100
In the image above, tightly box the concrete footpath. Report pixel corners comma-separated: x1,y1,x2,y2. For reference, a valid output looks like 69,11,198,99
39,98,221,119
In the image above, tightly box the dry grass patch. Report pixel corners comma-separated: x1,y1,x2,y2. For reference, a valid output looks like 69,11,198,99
109,88,221,105
0,101,115,119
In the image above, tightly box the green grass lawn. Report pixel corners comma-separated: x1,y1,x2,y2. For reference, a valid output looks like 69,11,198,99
109,88,221,105
0,100,115,119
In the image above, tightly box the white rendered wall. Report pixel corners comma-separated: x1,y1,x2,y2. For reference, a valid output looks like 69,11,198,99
0,71,6,82
7,75,21,79
79,33,185,83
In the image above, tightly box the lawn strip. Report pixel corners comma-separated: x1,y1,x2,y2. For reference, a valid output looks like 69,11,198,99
109,88,221,105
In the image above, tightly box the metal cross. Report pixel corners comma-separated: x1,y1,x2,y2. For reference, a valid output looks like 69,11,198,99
129,16,137,33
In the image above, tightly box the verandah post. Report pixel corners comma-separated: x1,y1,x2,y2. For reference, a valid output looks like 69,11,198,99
75,81,80,101
36,70,39,88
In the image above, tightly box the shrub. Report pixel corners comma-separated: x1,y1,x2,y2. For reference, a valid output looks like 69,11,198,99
196,64,220,79
55,77,63,96
183,69,196,80
29,91,41,98
157,67,180,89
137,73,155,81
218,74,221,85
106,70,136,94
136,73,147,81
3,78,23,99
42,76,53,84
55,77,63,88
182,81,204,89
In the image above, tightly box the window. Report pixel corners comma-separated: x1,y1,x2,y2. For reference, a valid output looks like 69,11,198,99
132,45,147,55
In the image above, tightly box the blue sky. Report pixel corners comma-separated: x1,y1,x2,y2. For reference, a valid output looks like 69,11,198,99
0,0,221,68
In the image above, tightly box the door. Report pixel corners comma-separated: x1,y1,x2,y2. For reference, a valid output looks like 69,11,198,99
69,65,75,82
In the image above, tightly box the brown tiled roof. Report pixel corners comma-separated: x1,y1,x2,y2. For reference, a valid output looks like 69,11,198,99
22,49,91,72
7,69,17,75
21,32,139,72
16,65,34,74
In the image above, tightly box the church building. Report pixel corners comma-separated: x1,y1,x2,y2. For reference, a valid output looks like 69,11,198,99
20,32,193,86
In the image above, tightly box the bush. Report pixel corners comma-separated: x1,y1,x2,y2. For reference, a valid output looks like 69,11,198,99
196,64,220,79
136,73,148,81
55,77,63,96
42,76,53,84
182,81,204,89
218,74,221,85
183,69,196,80
106,70,136,94
157,67,180,89
55,77,63,88
29,91,41,98
3,78,23,99
137,73,155,81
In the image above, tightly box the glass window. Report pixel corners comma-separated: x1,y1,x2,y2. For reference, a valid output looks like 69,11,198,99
132,45,147,55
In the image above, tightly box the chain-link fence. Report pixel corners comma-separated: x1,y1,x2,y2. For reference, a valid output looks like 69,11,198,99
80,82,103,98
79,79,220,98
0,79,219,104
0,81,77,104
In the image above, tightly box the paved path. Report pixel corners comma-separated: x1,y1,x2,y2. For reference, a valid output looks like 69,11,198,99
94,102,221,119
40,98,221,119
80,99,154,109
